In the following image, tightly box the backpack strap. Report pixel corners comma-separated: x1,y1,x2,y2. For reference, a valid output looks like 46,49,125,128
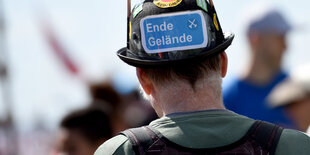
249,120,284,155
120,121,284,155
120,126,159,154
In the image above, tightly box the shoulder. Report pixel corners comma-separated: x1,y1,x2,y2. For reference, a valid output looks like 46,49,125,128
95,135,135,155
275,129,310,155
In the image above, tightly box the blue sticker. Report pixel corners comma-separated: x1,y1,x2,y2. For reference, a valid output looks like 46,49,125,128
140,10,208,54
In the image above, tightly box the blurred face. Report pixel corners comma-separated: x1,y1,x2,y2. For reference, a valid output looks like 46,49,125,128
258,34,286,65
250,32,287,68
258,33,287,66
55,129,98,155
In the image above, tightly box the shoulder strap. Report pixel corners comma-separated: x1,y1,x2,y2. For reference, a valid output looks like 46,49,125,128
249,121,284,155
120,126,158,155
120,121,284,155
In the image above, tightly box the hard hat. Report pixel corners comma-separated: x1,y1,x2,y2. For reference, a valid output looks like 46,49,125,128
117,0,234,68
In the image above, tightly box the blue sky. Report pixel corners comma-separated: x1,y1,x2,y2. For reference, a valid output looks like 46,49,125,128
1,0,309,131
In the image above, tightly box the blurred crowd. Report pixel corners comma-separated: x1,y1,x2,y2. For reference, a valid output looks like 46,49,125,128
0,78,157,155
0,2,309,155
50,80,158,155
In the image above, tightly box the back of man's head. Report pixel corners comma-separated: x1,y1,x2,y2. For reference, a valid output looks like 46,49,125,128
142,54,221,89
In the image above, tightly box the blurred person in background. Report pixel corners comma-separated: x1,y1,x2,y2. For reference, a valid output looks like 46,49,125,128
89,81,128,135
268,63,310,132
53,106,112,155
223,6,295,128
89,80,157,135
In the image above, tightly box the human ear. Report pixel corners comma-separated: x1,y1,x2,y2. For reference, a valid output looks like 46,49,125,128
220,51,228,78
136,68,153,95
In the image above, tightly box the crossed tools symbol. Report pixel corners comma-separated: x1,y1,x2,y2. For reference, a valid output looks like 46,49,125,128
188,19,197,29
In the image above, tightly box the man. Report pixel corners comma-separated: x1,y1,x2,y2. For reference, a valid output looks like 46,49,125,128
54,106,112,155
268,63,310,132
95,0,310,154
223,6,295,128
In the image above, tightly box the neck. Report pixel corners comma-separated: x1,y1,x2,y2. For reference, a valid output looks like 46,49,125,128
152,74,225,116
243,50,281,85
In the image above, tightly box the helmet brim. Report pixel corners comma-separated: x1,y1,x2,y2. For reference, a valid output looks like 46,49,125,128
117,33,234,68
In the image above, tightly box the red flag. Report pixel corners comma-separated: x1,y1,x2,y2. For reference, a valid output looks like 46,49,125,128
41,21,79,75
